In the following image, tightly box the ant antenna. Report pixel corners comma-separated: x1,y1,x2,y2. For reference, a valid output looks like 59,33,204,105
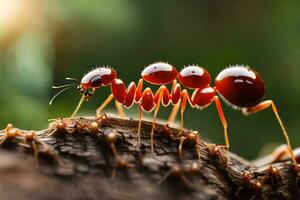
52,83,75,89
66,77,79,82
71,95,85,117
49,85,75,105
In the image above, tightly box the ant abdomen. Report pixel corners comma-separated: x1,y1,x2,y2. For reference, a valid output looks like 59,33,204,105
215,66,265,108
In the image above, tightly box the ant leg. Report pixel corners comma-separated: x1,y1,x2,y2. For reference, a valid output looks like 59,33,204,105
158,165,182,184
31,141,39,166
214,96,229,149
109,140,120,181
110,143,119,158
178,136,185,160
180,111,184,134
167,100,181,125
115,101,125,119
105,129,120,159
158,165,192,187
194,133,202,161
105,129,131,179
243,100,297,166
167,80,181,125
137,104,142,146
37,138,64,165
71,95,85,117
0,132,8,145
96,94,114,118
134,79,144,103
47,128,57,137
150,86,165,153
179,89,189,135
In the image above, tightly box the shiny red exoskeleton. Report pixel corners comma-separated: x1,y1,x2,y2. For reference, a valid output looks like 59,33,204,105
215,67,265,108
52,62,296,165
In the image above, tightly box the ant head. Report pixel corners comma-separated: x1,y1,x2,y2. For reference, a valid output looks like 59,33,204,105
215,65,265,108
79,67,117,99
178,65,211,89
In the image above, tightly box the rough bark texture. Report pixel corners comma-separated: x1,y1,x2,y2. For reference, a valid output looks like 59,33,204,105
0,115,299,200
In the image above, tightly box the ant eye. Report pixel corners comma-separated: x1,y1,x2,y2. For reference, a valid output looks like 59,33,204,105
90,76,102,87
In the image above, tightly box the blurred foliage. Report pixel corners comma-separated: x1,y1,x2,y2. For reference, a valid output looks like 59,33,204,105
0,0,300,159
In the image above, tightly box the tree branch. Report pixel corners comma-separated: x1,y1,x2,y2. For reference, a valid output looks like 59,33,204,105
0,114,299,200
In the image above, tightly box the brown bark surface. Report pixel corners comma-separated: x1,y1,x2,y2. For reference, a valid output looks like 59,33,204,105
0,115,299,200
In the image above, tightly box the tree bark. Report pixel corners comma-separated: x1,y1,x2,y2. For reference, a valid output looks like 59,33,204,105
0,115,299,200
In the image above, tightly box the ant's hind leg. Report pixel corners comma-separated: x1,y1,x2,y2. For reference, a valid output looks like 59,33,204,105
243,100,297,166
150,86,165,153
178,136,185,160
178,90,189,135
96,94,114,118
214,96,230,150
137,104,142,146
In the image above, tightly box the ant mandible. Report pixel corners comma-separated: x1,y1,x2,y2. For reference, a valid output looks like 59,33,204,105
50,62,296,165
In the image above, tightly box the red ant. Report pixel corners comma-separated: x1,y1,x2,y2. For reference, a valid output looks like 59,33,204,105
50,62,296,165
50,63,225,153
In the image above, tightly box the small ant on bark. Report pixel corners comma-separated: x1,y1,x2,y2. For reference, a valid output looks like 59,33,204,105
236,171,263,199
0,124,58,165
178,131,201,160
47,119,73,136
50,62,296,165
103,128,133,180
265,165,284,186
158,162,201,188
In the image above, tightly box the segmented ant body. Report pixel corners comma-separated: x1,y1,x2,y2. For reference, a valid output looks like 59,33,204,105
51,62,296,165
65,62,228,153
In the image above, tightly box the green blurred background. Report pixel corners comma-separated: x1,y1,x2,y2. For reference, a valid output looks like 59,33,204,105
0,0,299,160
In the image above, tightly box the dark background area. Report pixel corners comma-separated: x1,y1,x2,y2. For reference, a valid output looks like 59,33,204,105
0,0,299,160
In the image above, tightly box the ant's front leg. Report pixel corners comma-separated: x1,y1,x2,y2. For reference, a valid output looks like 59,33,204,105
96,94,114,118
